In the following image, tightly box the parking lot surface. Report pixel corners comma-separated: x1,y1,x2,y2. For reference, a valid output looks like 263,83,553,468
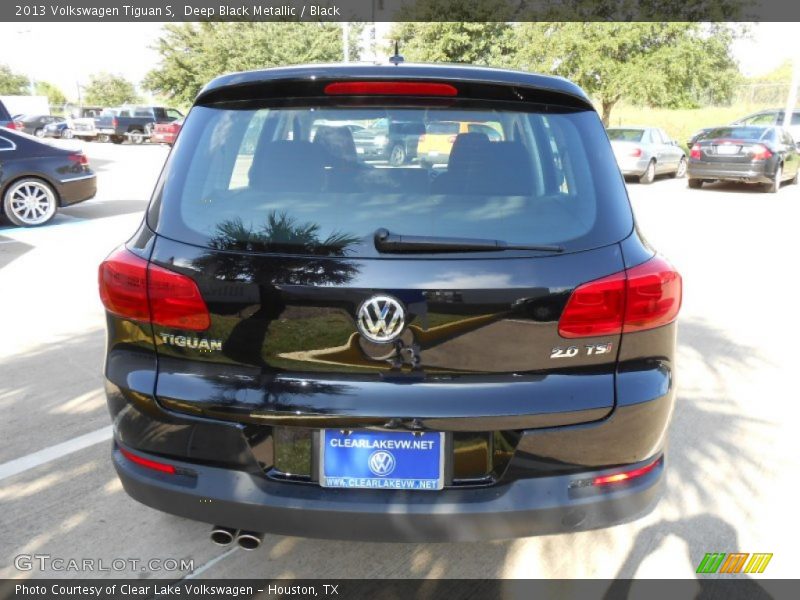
0,141,797,580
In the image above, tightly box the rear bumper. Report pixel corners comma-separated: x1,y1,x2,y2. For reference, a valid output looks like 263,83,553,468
688,161,773,183
616,156,650,177
57,173,97,206
114,442,664,542
151,133,176,145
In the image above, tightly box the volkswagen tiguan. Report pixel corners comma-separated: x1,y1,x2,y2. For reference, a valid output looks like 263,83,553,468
100,63,681,543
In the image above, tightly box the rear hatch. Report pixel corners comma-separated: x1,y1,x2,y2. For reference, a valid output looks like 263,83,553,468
144,75,636,430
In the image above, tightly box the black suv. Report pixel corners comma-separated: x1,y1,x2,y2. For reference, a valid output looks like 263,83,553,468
100,63,681,544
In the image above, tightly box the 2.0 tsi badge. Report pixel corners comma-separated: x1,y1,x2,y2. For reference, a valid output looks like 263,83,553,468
357,295,406,343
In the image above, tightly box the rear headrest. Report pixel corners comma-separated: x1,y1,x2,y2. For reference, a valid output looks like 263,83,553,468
313,125,359,166
248,141,326,192
447,132,490,173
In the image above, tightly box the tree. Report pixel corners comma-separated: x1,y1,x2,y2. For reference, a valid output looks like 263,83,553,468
35,81,67,108
390,22,516,65
144,23,362,105
507,23,742,125
83,72,138,107
0,64,28,95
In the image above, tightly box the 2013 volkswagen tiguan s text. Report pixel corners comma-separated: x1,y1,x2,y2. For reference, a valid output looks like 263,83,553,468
99,63,681,543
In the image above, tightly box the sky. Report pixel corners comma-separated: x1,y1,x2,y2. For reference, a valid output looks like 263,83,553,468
0,22,796,102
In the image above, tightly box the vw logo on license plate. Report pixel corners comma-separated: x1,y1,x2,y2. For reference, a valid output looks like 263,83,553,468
368,450,396,476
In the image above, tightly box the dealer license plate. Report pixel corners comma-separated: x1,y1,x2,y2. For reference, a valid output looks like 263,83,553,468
320,430,444,491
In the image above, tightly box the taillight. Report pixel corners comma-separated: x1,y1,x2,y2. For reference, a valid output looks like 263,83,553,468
750,144,773,160
418,134,426,143
592,457,662,487
557,272,626,338
6,121,18,130
112,117,118,128
558,256,682,338
690,144,702,159
629,147,643,157
448,135,457,144
68,153,89,166
98,247,210,331
324,81,458,96
119,447,176,475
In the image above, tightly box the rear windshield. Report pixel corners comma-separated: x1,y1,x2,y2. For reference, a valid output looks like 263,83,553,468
703,126,769,141
151,102,632,257
427,121,460,134
607,128,644,142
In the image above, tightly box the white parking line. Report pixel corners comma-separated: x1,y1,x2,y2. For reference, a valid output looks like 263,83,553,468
0,425,113,482
183,547,239,580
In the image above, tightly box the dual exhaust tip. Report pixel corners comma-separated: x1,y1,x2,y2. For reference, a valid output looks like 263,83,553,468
210,526,263,551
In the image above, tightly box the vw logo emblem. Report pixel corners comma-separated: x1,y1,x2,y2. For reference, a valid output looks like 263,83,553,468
368,450,396,477
357,295,405,343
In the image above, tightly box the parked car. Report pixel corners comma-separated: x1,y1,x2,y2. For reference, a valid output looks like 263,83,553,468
0,99,13,129
687,125,800,192
0,128,96,226
607,127,687,183
43,119,74,139
687,108,800,147
99,62,681,544
96,105,184,144
150,118,183,146
71,107,105,141
417,120,503,166
13,114,66,138
351,116,426,165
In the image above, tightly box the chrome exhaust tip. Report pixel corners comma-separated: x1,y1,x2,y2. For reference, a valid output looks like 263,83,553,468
210,526,238,546
235,530,264,551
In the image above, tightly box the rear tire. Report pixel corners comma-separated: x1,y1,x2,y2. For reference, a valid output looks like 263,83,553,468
639,160,656,184
688,178,703,189
34,128,45,138
388,144,406,166
672,157,687,179
61,128,73,140
765,166,782,193
110,135,124,145
2,178,58,227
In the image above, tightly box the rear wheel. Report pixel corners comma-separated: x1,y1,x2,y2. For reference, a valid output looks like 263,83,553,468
672,157,687,178
388,143,406,166
687,178,703,189
130,130,146,145
639,160,656,184
34,128,45,138
110,135,124,144
765,166,782,193
61,128,73,140
2,178,58,227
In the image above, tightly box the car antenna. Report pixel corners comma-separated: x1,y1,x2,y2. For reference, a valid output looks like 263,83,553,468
389,41,404,66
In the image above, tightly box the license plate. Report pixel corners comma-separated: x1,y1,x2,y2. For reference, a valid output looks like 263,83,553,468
320,430,444,491
99,128,115,134
716,145,740,155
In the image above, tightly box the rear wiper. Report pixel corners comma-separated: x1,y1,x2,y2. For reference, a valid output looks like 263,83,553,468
373,228,564,254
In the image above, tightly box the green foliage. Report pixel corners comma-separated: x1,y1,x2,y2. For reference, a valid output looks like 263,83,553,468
390,22,516,65
83,72,139,107
35,81,67,107
0,64,29,95
506,23,742,125
144,23,362,105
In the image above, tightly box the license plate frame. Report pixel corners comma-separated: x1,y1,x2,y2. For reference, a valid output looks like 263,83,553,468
319,430,445,491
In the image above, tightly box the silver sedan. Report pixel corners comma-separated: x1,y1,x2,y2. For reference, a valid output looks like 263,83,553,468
607,127,687,184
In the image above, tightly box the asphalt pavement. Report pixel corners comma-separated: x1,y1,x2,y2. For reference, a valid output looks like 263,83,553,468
0,140,797,582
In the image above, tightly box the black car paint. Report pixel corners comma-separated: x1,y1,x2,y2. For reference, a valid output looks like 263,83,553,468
0,99,11,129
687,126,800,187
15,115,64,136
104,64,676,540
0,129,97,209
